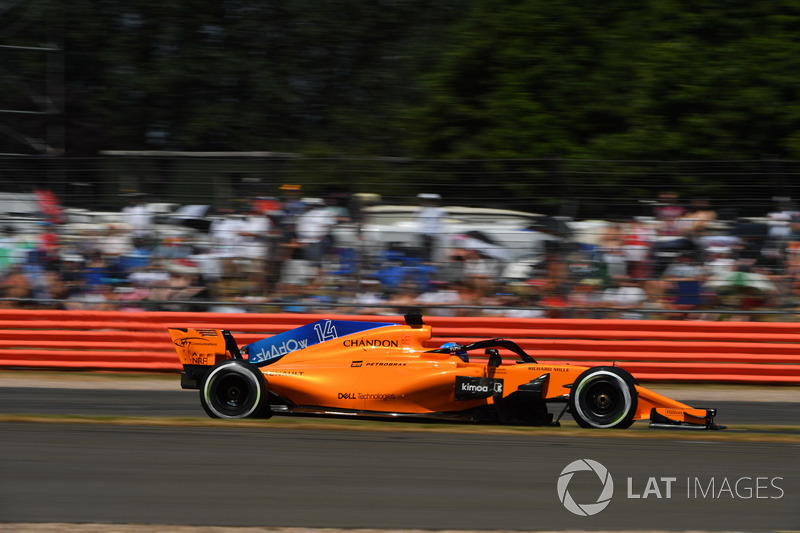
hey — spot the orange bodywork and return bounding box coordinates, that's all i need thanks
[168,318,723,429]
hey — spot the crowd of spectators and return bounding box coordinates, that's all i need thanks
[2,188,800,321]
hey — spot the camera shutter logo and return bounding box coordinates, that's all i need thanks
[557,459,614,516]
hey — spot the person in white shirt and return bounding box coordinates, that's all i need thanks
[209,210,247,277]
[296,198,337,267]
[416,193,444,263]
[602,276,648,319]
[704,246,736,275]
[238,206,272,263]
[414,280,461,317]
[122,194,153,239]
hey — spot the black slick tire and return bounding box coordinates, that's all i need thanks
[569,366,638,429]
[200,360,269,419]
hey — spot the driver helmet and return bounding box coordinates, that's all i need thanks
[440,342,469,362]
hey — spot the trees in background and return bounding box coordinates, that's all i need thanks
[4,0,800,166]
[62,0,459,155]
[407,0,800,161]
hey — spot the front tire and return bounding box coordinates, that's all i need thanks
[200,360,269,419]
[569,367,638,429]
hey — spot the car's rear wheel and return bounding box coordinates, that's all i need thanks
[200,360,269,419]
[569,367,638,429]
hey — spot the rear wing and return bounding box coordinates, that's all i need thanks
[168,327,243,389]
[168,328,241,366]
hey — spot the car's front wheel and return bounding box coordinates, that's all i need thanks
[200,360,269,419]
[569,367,638,429]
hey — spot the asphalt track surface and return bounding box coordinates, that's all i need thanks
[0,386,797,426]
[1,383,799,531]
[2,422,799,532]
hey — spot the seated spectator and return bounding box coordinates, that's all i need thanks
[113,280,151,312]
[65,281,117,311]
[152,236,194,261]
[703,246,736,276]
[786,246,800,280]
[237,201,273,289]
[82,251,115,287]
[651,193,698,276]
[567,278,606,318]
[100,223,134,258]
[386,278,424,315]
[483,281,545,318]
[602,276,648,319]
[115,237,152,278]
[640,279,671,320]
[779,279,800,314]
[336,279,387,315]
[653,191,686,238]
[284,276,335,313]
[459,249,503,298]
[151,260,211,312]
[621,218,655,279]
[660,252,706,314]
[414,280,461,317]
[269,281,318,313]
[767,197,797,240]
[453,279,484,316]
[207,275,251,313]
[0,226,33,274]
[678,198,718,241]
[0,265,33,308]
[600,243,628,279]
[35,270,70,309]
[536,278,571,318]
[597,221,627,279]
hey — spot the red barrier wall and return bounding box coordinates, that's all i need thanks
[1,310,799,383]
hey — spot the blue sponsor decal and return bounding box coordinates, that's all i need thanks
[247,320,398,365]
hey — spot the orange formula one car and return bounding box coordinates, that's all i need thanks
[168,314,725,430]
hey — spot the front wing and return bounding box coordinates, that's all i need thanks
[635,385,725,430]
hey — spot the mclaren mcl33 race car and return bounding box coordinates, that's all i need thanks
[168,314,725,430]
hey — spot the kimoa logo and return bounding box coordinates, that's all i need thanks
[460,381,503,393]
[557,459,614,516]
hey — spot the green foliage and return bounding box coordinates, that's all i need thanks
[407,0,800,162]
[33,0,800,171]
[61,0,460,154]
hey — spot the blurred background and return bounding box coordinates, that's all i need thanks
[3,0,800,318]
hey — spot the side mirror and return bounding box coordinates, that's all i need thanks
[486,349,502,368]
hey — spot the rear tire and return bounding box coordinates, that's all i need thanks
[569,367,638,429]
[200,360,269,419]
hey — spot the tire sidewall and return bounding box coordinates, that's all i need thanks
[569,367,638,429]
[200,360,268,419]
